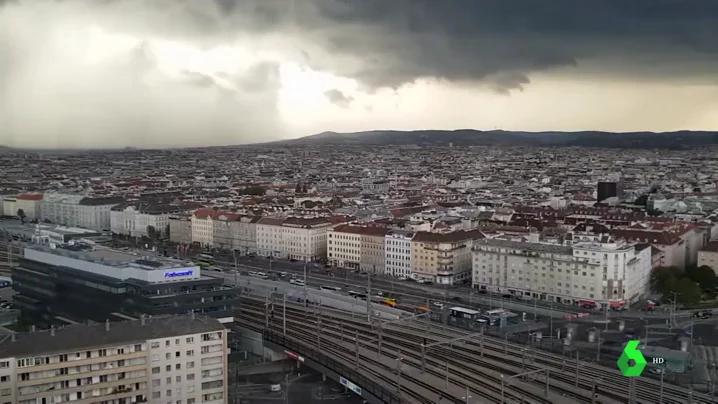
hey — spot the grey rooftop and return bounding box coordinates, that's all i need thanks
[0,315,225,358]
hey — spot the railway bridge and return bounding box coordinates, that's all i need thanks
[237,293,702,404]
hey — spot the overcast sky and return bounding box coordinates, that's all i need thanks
[1,0,717,149]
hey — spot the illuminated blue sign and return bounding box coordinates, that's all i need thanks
[164,270,194,279]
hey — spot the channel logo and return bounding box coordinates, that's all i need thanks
[164,270,194,278]
[617,340,647,377]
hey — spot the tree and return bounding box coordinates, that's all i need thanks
[165,224,170,239]
[240,186,266,196]
[146,225,157,240]
[685,265,717,290]
[674,278,702,306]
[649,266,682,295]
[302,184,308,193]
[16,209,26,224]
[295,183,302,193]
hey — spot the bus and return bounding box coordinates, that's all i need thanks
[484,309,506,316]
[348,291,368,300]
[449,307,481,320]
[320,285,342,292]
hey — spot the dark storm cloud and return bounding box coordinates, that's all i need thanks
[324,89,354,108]
[295,0,718,91]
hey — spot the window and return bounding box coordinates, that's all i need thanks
[152,367,160,374]
[186,350,194,357]
[151,342,160,349]
[134,344,143,352]
[176,351,181,358]
[152,392,161,399]
[187,361,195,369]
[166,353,171,360]
[152,379,161,387]
[0,362,7,369]
[165,365,171,372]
[187,374,195,381]
[152,354,160,362]
[0,376,8,383]
[186,337,194,344]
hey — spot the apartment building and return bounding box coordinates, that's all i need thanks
[385,230,414,278]
[327,224,388,272]
[12,244,240,328]
[110,202,183,238]
[256,217,332,262]
[213,214,260,253]
[0,314,227,404]
[612,223,705,269]
[168,216,193,245]
[41,194,124,232]
[698,241,718,273]
[327,226,361,269]
[2,194,44,220]
[472,236,652,307]
[411,230,485,285]
[191,209,216,247]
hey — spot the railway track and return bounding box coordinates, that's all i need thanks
[240,300,589,403]
[239,294,717,404]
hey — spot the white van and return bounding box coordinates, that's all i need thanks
[290,279,306,287]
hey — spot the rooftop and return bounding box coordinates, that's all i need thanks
[0,315,225,358]
[475,238,573,255]
[25,243,194,272]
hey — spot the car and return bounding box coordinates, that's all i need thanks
[432,302,444,308]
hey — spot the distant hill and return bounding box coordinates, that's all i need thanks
[271,130,718,149]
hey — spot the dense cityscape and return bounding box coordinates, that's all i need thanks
[3,0,718,403]
[0,141,717,403]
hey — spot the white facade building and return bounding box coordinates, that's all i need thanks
[0,315,227,404]
[472,237,652,307]
[41,194,122,231]
[385,230,413,278]
[256,217,332,261]
[110,203,182,238]
[327,227,362,269]
[191,209,216,247]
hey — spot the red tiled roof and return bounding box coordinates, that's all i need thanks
[17,193,43,201]
[412,229,486,243]
[332,224,390,237]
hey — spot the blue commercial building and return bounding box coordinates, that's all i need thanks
[11,244,240,329]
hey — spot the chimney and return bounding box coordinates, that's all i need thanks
[140,314,146,326]
[190,310,196,320]
[105,319,110,331]
[30,325,35,332]
[50,326,55,337]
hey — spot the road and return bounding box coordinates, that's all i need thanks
[211,255,701,321]
[238,294,713,404]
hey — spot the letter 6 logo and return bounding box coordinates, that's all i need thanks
[617,340,647,377]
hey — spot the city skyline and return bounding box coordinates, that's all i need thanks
[1,0,717,149]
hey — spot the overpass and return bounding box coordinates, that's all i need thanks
[235,293,714,404]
